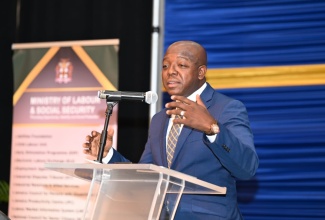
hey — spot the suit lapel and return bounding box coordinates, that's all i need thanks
[161,114,170,167]
[170,83,215,168]
[201,83,214,108]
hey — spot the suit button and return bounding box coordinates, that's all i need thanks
[222,144,230,152]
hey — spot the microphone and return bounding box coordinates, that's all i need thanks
[98,90,158,104]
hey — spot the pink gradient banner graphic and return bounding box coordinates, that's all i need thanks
[10,39,119,220]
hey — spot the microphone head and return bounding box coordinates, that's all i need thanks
[145,91,158,104]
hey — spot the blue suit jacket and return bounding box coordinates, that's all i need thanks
[111,83,259,219]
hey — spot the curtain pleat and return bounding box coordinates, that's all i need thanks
[225,85,325,219]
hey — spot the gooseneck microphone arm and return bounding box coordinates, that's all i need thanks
[95,100,117,164]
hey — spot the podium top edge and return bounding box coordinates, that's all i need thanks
[44,162,227,194]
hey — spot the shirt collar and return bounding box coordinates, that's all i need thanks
[187,82,207,101]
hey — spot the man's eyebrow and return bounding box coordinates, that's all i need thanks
[179,52,197,63]
[176,55,190,60]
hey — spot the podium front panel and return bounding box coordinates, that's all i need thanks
[45,163,226,220]
[88,169,170,220]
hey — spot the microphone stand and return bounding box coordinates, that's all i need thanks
[95,100,118,163]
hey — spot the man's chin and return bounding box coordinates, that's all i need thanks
[167,90,181,96]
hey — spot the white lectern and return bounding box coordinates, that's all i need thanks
[44,163,226,220]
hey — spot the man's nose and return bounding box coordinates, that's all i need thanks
[167,64,177,76]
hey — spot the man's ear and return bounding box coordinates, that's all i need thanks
[198,65,207,79]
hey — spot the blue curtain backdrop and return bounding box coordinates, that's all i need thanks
[164,0,325,219]
[226,85,325,219]
[164,0,325,68]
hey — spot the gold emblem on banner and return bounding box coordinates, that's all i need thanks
[55,57,73,84]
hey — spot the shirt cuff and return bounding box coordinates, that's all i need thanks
[102,147,114,164]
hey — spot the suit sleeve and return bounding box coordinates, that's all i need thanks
[204,99,259,180]
[107,148,131,164]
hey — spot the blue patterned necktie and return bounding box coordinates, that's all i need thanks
[167,115,181,168]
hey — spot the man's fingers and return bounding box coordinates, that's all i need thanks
[196,94,205,107]
[91,130,99,137]
[82,142,88,148]
[107,128,114,138]
[85,135,92,142]
[165,101,188,111]
[170,95,188,103]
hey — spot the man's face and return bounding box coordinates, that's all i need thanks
[162,45,202,97]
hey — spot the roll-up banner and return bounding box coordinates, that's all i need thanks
[9,39,119,219]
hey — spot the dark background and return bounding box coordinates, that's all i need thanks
[1,0,153,214]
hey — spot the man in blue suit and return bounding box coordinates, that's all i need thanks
[83,40,259,219]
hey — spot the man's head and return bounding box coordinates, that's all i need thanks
[162,40,207,97]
